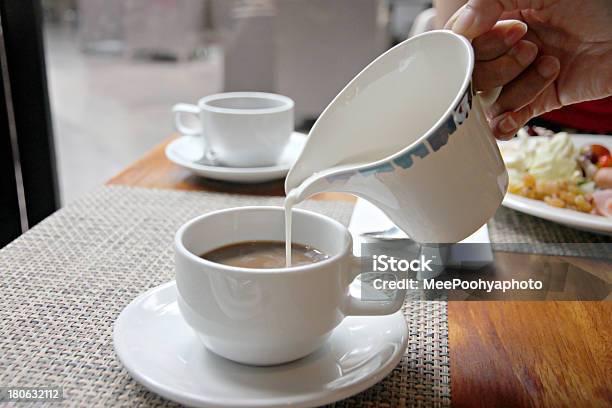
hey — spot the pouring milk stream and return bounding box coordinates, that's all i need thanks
[284,30,508,266]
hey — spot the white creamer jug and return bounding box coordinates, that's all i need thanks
[285,30,507,244]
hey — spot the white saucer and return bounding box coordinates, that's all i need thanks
[113,281,408,408]
[165,132,307,183]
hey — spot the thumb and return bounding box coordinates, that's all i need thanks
[445,0,557,40]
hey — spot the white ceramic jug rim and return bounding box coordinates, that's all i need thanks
[308,29,474,174]
[174,206,351,274]
[197,92,295,115]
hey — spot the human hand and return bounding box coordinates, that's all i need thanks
[446,0,612,139]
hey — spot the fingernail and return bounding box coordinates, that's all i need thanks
[537,57,560,78]
[510,41,537,66]
[505,22,527,46]
[452,7,476,36]
[498,114,517,134]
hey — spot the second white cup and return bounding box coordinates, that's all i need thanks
[173,92,294,167]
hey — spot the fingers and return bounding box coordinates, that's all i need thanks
[473,20,527,61]
[445,1,504,39]
[445,0,558,39]
[488,55,560,118]
[472,20,536,93]
[490,109,531,140]
[491,83,561,140]
[489,60,563,140]
[473,40,538,91]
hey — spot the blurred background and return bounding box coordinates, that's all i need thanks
[41,0,433,203]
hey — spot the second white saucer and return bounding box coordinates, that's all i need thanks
[165,132,307,183]
[114,281,408,408]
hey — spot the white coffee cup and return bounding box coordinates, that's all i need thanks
[174,206,405,366]
[172,92,294,167]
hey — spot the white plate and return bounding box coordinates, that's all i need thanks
[114,281,408,408]
[499,134,612,235]
[165,132,307,183]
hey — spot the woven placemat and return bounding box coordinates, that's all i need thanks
[0,185,450,407]
[329,301,450,408]
[488,206,611,259]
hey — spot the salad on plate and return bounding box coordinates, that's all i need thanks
[499,128,612,218]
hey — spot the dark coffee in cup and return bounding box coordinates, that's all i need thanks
[201,240,328,269]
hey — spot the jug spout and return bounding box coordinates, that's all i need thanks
[285,163,369,204]
[285,163,397,209]
[285,171,339,204]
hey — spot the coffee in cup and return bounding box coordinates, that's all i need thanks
[200,240,328,269]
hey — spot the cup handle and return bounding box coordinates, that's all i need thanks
[343,256,406,316]
[172,103,201,136]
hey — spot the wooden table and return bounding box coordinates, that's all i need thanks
[108,136,611,408]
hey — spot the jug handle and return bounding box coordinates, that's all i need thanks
[478,86,502,108]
